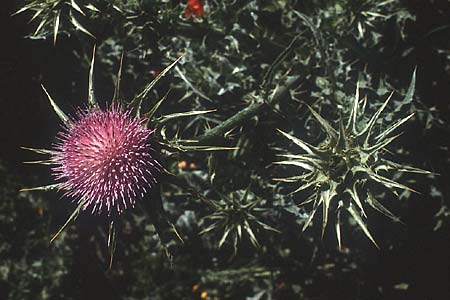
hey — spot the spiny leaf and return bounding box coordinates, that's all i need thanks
[347,204,379,249]
[277,129,316,155]
[130,55,184,117]
[50,199,87,243]
[157,110,216,125]
[376,160,432,174]
[34,17,47,36]
[254,220,280,233]
[289,179,322,195]
[347,80,360,132]
[358,91,394,144]
[199,222,220,235]
[365,169,417,193]
[53,10,61,45]
[69,10,95,38]
[112,52,124,104]
[20,147,53,155]
[335,201,344,251]
[175,66,214,102]
[12,5,33,16]
[20,183,60,192]
[244,220,260,248]
[395,68,416,112]
[336,118,349,151]
[88,45,97,107]
[375,113,414,142]
[272,175,307,183]
[307,105,338,140]
[144,89,171,122]
[366,192,403,224]
[276,154,322,167]
[108,220,117,270]
[41,85,69,124]
[302,196,321,232]
[23,160,55,165]
[274,160,315,171]
[219,226,232,248]
[346,183,366,218]
[70,0,86,15]
[84,4,100,12]
[321,182,337,238]
[365,134,402,156]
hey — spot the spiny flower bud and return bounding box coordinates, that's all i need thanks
[52,105,161,215]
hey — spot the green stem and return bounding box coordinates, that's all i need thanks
[196,75,301,143]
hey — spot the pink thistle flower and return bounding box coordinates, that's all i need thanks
[51,105,161,215]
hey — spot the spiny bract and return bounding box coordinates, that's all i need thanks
[276,73,430,248]
[52,105,161,214]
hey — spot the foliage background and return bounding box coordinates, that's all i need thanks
[1,0,449,299]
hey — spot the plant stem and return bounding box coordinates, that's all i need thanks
[196,75,301,143]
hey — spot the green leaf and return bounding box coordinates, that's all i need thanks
[41,85,69,124]
[347,204,379,249]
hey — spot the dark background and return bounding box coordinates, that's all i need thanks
[1,0,449,299]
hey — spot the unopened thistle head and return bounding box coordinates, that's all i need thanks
[52,105,161,214]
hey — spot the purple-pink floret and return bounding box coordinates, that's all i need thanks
[52,105,161,214]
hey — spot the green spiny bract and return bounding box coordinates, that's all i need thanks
[200,189,279,255]
[276,72,430,249]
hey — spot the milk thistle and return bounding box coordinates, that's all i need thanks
[51,105,161,215]
[22,49,186,249]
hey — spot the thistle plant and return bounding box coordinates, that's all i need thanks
[51,105,161,215]
[21,48,225,265]
[276,72,430,249]
[14,0,99,44]
[200,189,279,254]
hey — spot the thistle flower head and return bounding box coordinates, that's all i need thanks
[52,105,161,215]
[275,72,430,248]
